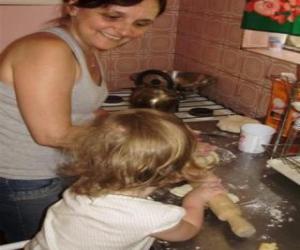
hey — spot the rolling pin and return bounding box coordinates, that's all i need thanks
[185,160,256,238]
[208,193,256,238]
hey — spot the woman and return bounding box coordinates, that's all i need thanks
[0,0,167,243]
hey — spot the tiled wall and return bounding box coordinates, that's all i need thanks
[174,0,298,118]
[1,0,299,117]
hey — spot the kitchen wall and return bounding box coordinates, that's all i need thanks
[174,0,299,118]
[0,0,180,90]
[0,5,61,51]
[1,0,299,117]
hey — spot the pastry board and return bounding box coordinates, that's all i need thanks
[267,158,300,185]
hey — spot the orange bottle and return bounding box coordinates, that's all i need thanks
[265,77,300,137]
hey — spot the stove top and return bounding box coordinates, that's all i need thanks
[102,89,236,123]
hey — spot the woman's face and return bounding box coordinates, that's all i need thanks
[69,0,160,51]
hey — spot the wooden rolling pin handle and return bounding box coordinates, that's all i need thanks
[208,194,241,221]
[227,215,256,238]
[208,193,256,238]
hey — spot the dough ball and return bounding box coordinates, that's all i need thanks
[227,193,240,203]
[169,184,193,197]
[258,242,279,250]
[194,151,220,169]
[217,115,260,133]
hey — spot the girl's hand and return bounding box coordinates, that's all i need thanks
[195,142,217,156]
[184,175,225,207]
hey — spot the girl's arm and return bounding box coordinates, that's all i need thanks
[151,176,224,241]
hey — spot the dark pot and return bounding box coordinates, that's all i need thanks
[129,70,179,112]
[129,87,179,113]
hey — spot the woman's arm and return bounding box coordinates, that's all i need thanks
[12,34,86,147]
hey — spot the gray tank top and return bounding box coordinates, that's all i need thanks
[0,27,108,179]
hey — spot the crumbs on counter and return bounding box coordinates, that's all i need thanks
[258,242,279,250]
[155,240,202,250]
[240,197,295,242]
[243,199,293,227]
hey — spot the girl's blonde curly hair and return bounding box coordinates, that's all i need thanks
[61,108,206,196]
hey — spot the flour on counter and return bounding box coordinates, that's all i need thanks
[260,234,271,240]
[242,199,294,228]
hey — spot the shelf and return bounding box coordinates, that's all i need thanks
[245,48,300,65]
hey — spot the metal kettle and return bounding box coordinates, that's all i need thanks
[129,70,179,113]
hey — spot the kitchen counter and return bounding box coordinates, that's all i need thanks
[151,121,300,250]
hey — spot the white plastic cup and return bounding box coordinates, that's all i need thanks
[238,124,276,154]
[268,33,287,51]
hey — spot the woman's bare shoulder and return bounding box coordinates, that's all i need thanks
[6,31,74,63]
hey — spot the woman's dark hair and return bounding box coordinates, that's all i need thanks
[73,0,167,16]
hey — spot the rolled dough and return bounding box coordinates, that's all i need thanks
[217,115,260,133]
[258,242,279,250]
[170,184,240,203]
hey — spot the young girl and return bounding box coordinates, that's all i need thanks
[25,109,224,250]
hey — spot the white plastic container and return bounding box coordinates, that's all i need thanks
[268,33,287,51]
[238,124,276,154]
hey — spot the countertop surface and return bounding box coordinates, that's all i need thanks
[151,121,300,250]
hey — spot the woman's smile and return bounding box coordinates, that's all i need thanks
[99,31,122,41]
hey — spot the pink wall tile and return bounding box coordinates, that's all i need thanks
[112,56,142,73]
[177,13,193,36]
[266,60,297,78]
[174,55,189,71]
[182,0,198,13]
[190,0,208,14]
[185,39,203,62]
[236,79,262,111]
[222,18,244,48]
[202,16,226,44]
[216,73,239,98]
[175,34,189,56]
[240,52,271,86]
[201,42,223,68]
[220,48,244,77]
[166,0,180,11]
[111,38,144,55]
[144,54,174,70]
[206,0,230,16]
[144,32,176,53]
[189,15,204,38]
[226,0,245,18]
[151,12,178,32]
